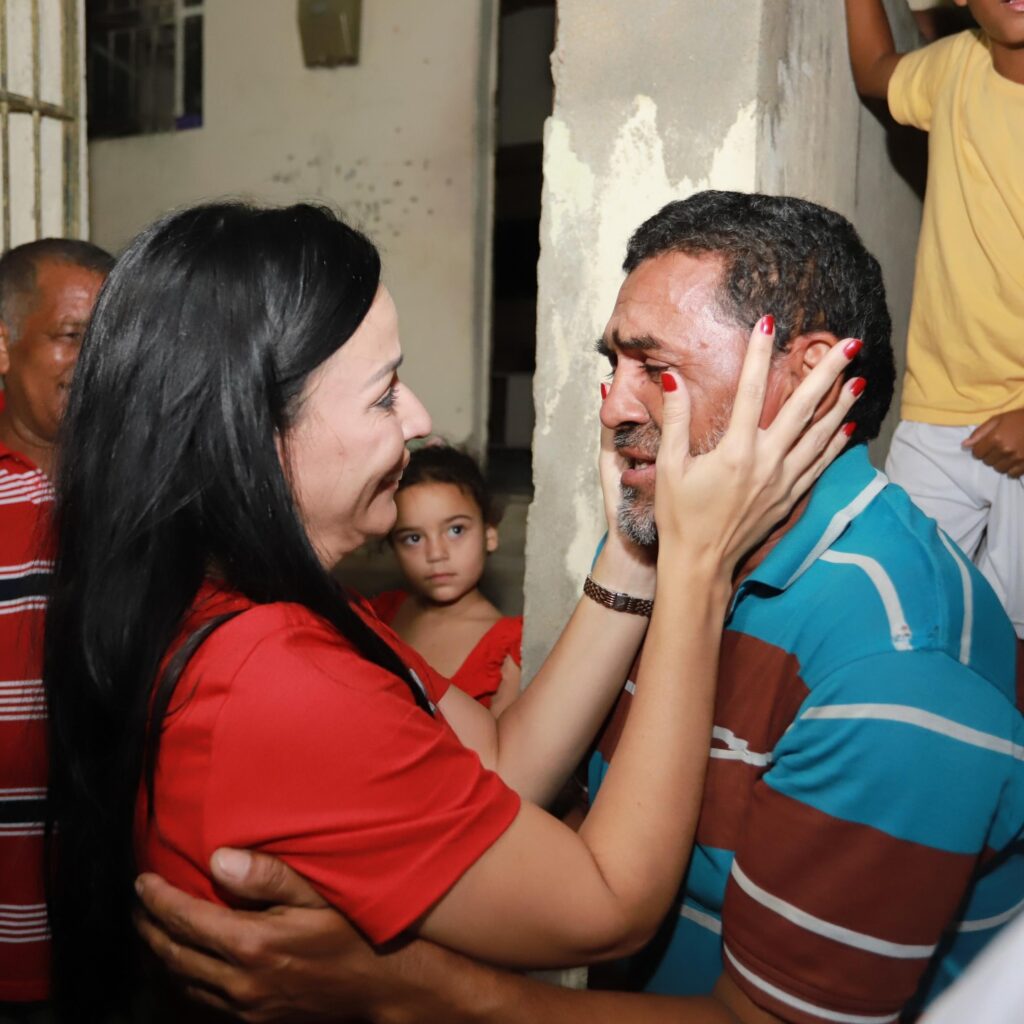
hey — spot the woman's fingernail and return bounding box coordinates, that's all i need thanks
[134,877,145,898]
[760,315,775,335]
[661,372,678,393]
[601,382,609,401]
[843,338,863,359]
[849,377,867,397]
[843,422,857,438]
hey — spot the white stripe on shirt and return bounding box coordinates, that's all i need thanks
[800,704,1024,762]
[724,944,901,1024]
[731,860,935,960]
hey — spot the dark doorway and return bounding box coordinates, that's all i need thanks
[486,0,555,495]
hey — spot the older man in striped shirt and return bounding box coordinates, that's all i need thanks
[0,239,111,1016]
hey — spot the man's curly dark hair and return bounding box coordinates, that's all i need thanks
[624,191,895,445]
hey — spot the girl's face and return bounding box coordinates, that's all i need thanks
[284,286,431,567]
[389,481,498,606]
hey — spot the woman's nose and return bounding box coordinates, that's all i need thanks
[401,384,432,441]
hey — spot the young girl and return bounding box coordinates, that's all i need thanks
[371,445,522,715]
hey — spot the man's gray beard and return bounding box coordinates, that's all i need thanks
[617,488,659,547]
[615,422,728,548]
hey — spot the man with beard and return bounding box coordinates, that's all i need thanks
[135,192,1022,1024]
[0,239,112,1018]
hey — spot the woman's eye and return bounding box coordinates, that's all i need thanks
[401,533,420,546]
[449,524,465,538]
[375,385,397,411]
[644,364,668,380]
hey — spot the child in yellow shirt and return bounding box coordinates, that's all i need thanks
[844,0,1024,655]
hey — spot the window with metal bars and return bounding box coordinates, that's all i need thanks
[86,0,203,139]
[0,0,85,249]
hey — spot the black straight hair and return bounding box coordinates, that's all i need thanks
[44,202,431,1022]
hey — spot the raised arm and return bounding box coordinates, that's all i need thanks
[441,325,862,811]
[844,0,905,100]
[402,324,863,967]
[136,330,863,996]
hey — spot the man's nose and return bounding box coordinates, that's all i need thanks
[600,374,649,430]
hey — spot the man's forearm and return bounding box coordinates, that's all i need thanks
[372,947,738,1024]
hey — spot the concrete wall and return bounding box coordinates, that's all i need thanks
[88,0,497,446]
[522,0,923,674]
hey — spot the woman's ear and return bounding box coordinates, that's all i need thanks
[485,524,499,554]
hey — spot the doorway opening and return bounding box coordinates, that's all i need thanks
[486,0,554,496]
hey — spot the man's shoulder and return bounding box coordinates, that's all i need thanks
[735,479,1017,704]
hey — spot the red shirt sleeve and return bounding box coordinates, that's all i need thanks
[153,603,519,945]
[450,616,523,706]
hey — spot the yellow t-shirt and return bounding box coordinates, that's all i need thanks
[888,30,1024,425]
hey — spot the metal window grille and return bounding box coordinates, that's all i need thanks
[86,0,203,139]
[0,0,84,249]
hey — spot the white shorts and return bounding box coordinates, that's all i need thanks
[886,420,1024,639]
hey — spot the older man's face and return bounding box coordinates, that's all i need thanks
[598,251,790,546]
[0,259,105,446]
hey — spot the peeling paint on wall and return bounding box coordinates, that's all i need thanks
[525,81,762,674]
[536,94,761,590]
[524,0,921,677]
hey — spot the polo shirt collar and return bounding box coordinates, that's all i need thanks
[733,446,887,602]
[0,439,43,474]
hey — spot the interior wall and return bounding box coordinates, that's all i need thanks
[523,0,924,674]
[88,0,498,446]
[754,0,923,460]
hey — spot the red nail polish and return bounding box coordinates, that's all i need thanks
[661,372,678,393]
[842,422,857,438]
[760,315,775,335]
[843,338,863,359]
[849,377,867,397]
[601,382,609,400]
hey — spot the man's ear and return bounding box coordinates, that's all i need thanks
[790,330,841,378]
[485,524,499,554]
[785,330,847,426]
[0,320,11,376]
[760,330,843,430]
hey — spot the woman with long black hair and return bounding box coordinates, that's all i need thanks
[43,202,858,1022]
